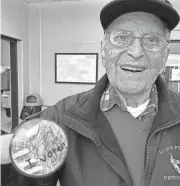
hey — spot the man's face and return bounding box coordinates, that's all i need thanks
[101,12,170,95]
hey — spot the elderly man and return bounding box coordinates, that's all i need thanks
[1,0,180,186]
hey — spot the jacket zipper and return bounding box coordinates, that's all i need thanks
[141,119,180,186]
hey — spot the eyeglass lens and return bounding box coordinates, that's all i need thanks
[109,29,168,52]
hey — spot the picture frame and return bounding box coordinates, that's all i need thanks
[55,53,98,84]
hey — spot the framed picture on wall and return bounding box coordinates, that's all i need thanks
[55,53,98,84]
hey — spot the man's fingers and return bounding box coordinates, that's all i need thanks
[1,134,13,164]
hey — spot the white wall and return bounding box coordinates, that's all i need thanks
[28,1,106,106]
[1,0,29,115]
[28,0,180,106]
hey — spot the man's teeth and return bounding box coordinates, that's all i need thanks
[121,66,145,72]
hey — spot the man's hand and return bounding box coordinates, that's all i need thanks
[1,134,13,164]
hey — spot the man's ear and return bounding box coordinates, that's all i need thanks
[163,42,171,65]
[166,42,171,55]
[101,40,106,67]
[160,43,171,75]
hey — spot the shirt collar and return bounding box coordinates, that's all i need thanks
[100,83,158,121]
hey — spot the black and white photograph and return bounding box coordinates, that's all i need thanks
[1,0,180,186]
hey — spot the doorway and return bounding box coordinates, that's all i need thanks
[1,35,19,133]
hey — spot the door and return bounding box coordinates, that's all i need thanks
[1,35,19,133]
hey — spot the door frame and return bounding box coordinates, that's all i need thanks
[1,34,19,130]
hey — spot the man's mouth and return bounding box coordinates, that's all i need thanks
[120,66,145,73]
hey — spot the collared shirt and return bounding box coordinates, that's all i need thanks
[100,84,158,121]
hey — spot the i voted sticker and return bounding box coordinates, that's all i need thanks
[10,118,68,178]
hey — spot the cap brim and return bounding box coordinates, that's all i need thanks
[100,0,180,31]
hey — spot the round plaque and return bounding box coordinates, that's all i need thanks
[10,118,68,178]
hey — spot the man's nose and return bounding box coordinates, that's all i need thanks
[127,38,145,60]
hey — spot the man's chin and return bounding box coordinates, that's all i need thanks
[117,82,146,95]
[121,89,144,95]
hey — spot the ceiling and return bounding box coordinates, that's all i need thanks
[24,0,180,4]
[23,0,180,11]
[24,0,82,3]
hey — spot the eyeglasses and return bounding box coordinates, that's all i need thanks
[108,29,170,52]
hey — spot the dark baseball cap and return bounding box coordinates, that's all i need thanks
[100,0,180,31]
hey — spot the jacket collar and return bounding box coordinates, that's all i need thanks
[69,73,180,128]
[152,75,180,130]
[68,74,109,122]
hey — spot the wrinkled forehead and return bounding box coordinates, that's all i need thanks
[107,12,166,34]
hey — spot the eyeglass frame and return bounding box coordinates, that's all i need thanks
[106,29,171,52]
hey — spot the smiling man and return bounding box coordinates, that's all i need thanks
[1,0,180,186]
[101,12,170,107]
[100,9,175,184]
